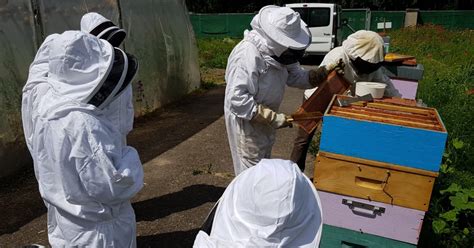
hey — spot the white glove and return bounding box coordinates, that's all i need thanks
[252,105,292,129]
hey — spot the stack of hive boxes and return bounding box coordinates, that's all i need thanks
[315,95,447,247]
[382,62,425,100]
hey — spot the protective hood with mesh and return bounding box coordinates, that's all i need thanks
[47,30,137,111]
[193,159,323,247]
[80,12,126,47]
[250,6,311,57]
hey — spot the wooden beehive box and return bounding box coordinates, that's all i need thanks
[314,152,437,211]
[320,224,416,248]
[382,64,424,100]
[319,95,447,172]
[318,190,425,244]
[293,71,351,134]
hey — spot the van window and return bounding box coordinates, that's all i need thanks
[292,7,331,27]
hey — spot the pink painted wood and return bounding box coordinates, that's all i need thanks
[319,190,425,245]
[390,78,418,99]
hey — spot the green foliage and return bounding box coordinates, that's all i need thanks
[197,37,239,69]
[308,129,322,157]
[420,139,474,247]
[185,0,470,12]
[430,181,474,246]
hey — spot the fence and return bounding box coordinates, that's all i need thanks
[0,0,200,178]
[190,10,474,39]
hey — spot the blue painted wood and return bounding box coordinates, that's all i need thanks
[320,115,447,171]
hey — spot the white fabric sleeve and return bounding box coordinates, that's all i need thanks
[226,57,260,120]
[78,145,144,204]
[70,121,144,204]
[285,63,312,89]
[320,48,342,68]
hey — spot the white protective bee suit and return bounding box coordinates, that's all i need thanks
[304,30,401,99]
[193,159,323,247]
[224,6,328,175]
[21,31,143,247]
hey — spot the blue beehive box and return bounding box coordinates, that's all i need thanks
[319,95,447,172]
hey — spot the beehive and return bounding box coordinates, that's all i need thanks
[319,95,447,171]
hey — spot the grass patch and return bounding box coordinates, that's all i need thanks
[197,37,239,69]
[388,25,473,247]
[197,37,240,89]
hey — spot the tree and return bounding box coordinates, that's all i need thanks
[185,0,473,12]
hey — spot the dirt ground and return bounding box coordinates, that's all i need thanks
[0,84,316,247]
[200,68,226,85]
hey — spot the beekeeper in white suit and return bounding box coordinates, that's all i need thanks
[21,31,142,247]
[224,5,332,175]
[193,159,323,247]
[290,30,401,171]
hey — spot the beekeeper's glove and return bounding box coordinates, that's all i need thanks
[253,105,292,129]
[326,58,345,75]
[309,66,329,87]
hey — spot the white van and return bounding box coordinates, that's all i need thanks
[286,3,341,55]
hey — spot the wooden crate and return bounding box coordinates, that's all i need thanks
[314,152,438,211]
[320,224,416,248]
[293,71,351,134]
[319,191,424,244]
[319,95,447,171]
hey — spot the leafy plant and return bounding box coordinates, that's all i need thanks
[419,138,474,247]
[431,181,474,246]
[308,129,322,157]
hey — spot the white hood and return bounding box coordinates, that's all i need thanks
[24,31,137,148]
[258,6,311,50]
[249,13,287,57]
[80,12,111,34]
[246,6,310,57]
[48,30,114,105]
[24,34,59,92]
[342,30,384,63]
[194,159,323,247]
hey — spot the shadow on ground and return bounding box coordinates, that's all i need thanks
[137,229,199,248]
[0,86,226,236]
[133,184,225,222]
[129,86,225,163]
[0,170,46,235]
